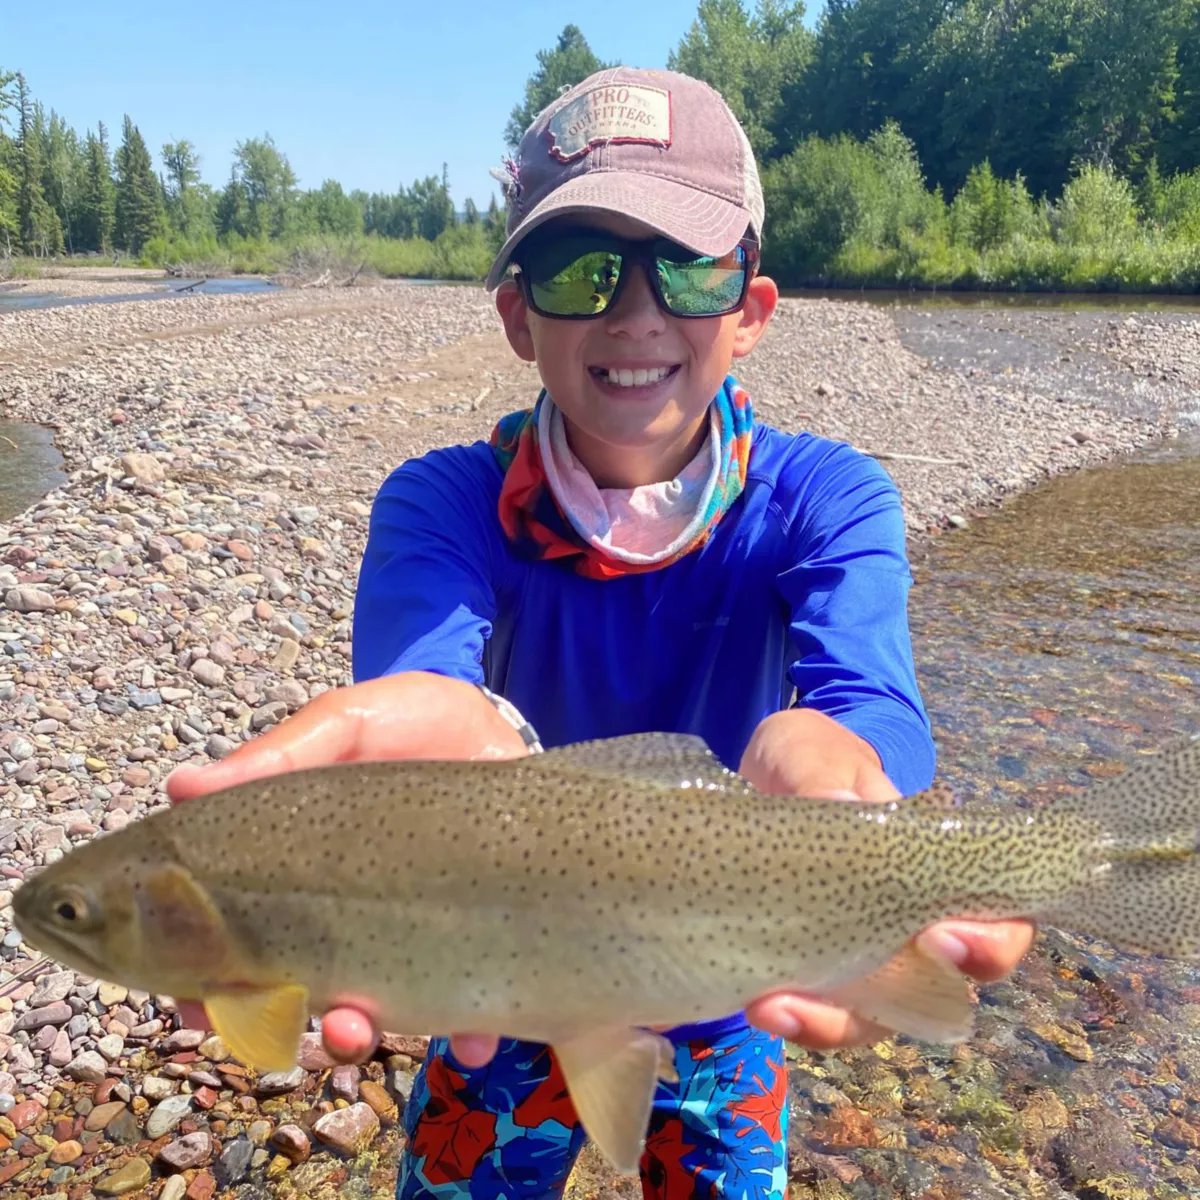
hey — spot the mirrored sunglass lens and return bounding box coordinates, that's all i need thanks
[656,247,747,315]
[528,249,622,315]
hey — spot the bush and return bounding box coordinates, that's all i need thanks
[1054,164,1139,249]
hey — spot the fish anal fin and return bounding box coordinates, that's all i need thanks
[830,941,977,1044]
[136,864,229,971]
[204,984,310,1072]
[553,1027,668,1175]
[534,732,753,793]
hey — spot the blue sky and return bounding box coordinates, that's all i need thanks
[6,1,821,210]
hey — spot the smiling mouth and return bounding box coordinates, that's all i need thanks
[589,365,681,389]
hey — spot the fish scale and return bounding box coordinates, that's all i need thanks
[13,729,1200,1175]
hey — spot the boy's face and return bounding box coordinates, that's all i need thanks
[496,212,777,486]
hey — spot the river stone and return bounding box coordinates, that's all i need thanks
[158,1131,213,1172]
[256,1066,305,1096]
[159,1177,188,1200]
[13,1001,73,1031]
[85,1100,128,1131]
[161,1028,206,1054]
[118,452,165,484]
[270,1123,311,1163]
[95,1157,151,1195]
[216,1137,255,1186]
[197,1034,228,1062]
[96,1034,125,1061]
[330,1064,360,1103]
[141,1075,177,1101]
[146,1093,193,1138]
[29,971,75,1007]
[4,586,56,612]
[64,1049,107,1082]
[312,1102,379,1156]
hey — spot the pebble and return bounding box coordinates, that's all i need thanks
[160,1177,188,1200]
[140,1074,177,1101]
[145,1093,193,1138]
[312,1102,379,1156]
[359,1079,399,1125]
[215,1136,255,1186]
[270,1122,311,1163]
[95,1156,151,1195]
[158,1130,213,1171]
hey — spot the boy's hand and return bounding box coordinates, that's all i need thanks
[164,672,524,1070]
[737,708,1035,1050]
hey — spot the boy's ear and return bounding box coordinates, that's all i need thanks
[731,274,779,360]
[496,280,537,363]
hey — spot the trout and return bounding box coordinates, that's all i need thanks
[12,731,1200,1172]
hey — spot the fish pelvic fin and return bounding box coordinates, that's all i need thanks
[204,983,310,1073]
[827,941,977,1044]
[1041,734,1200,959]
[533,732,755,793]
[552,1027,674,1175]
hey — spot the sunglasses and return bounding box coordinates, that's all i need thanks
[511,227,760,320]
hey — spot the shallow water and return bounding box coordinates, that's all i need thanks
[789,436,1200,1197]
[0,423,66,522]
[0,275,281,311]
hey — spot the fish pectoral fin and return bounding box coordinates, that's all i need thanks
[829,940,976,1044]
[553,1027,669,1175]
[203,984,310,1073]
[136,864,229,971]
[534,732,755,793]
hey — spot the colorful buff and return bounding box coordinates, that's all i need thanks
[489,375,754,580]
[395,1024,790,1199]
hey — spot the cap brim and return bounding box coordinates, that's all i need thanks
[484,172,753,291]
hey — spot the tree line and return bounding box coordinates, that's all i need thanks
[0,68,503,268]
[7,1,1200,289]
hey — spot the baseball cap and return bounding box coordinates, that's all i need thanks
[484,66,764,291]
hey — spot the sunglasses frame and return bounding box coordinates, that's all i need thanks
[510,226,761,321]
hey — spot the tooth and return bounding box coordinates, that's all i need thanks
[633,369,648,386]
[607,369,619,384]
[649,367,663,382]
[618,369,634,387]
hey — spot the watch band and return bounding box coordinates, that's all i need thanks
[477,684,544,754]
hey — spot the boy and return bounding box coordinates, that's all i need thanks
[169,66,1032,1200]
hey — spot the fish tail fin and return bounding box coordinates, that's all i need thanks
[1041,734,1200,958]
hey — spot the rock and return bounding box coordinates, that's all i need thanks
[330,1064,360,1102]
[65,1050,108,1082]
[4,586,56,612]
[205,735,237,759]
[359,1079,399,1125]
[256,1066,305,1096]
[190,658,226,687]
[9,1099,44,1130]
[187,1168,217,1200]
[161,1028,206,1054]
[95,1157,151,1195]
[141,1075,177,1102]
[105,1106,140,1145]
[85,1100,128,1131]
[158,1131,213,1172]
[96,1034,125,1061]
[1156,1115,1200,1150]
[270,1123,311,1163]
[215,1137,255,1187]
[29,971,75,1006]
[49,1139,82,1164]
[160,1177,188,1200]
[12,1001,73,1032]
[197,1034,229,1062]
[297,1033,335,1072]
[48,1028,72,1068]
[312,1102,379,1156]
[97,982,127,1007]
[146,1093,193,1138]
[946,513,969,530]
[118,451,165,483]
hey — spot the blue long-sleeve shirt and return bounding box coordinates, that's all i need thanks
[352,420,937,1040]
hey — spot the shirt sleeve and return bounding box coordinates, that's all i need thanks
[352,445,502,686]
[775,440,937,796]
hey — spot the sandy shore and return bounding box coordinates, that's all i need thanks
[0,284,1190,1199]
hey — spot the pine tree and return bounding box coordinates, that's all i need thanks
[114,115,164,254]
[505,25,612,148]
[0,72,18,254]
[15,74,62,255]
[78,123,115,253]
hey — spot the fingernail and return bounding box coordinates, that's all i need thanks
[774,1013,805,1042]
[920,928,970,967]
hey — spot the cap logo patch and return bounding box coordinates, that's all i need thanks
[545,84,672,162]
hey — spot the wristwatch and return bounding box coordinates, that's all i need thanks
[477,683,544,754]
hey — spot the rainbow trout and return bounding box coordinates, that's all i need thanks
[13,731,1200,1172]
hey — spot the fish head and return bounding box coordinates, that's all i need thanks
[13,822,232,999]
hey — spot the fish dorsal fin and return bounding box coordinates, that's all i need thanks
[532,732,754,793]
[827,941,976,1044]
[204,984,310,1072]
[553,1027,671,1175]
[904,781,962,810]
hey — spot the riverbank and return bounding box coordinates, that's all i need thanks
[0,286,1189,1200]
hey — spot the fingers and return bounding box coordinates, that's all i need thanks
[745,992,891,1051]
[320,1006,379,1064]
[919,919,1036,983]
[449,1034,501,1068]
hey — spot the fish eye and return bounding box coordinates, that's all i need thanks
[48,887,96,930]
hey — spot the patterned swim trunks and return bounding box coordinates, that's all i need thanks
[395,1022,789,1199]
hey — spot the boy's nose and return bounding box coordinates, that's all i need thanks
[603,263,667,338]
